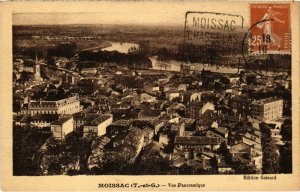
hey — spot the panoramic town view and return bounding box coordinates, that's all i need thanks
[13,13,292,176]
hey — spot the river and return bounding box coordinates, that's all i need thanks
[101,42,139,54]
[90,42,242,74]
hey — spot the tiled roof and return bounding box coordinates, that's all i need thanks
[51,116,72,125]
[230,142,251,153]
[73,112,102,121]
[30,114,59,121]
[139,109,161,117]
[210,127,229,136]
[182,118,196,125]
[86,114,112,126]
[174,136,221,145]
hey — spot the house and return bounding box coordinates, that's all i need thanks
[73,112,103,132]
[29,114,59,129]
[150,119,165,134]
[178,84,187,92]
[216,155,233,173]
[174,136,221,151]
[62,74,75,84]
[138,109,161,120]
[140,141,161,162]
[159,133,170,148]
[230,142,262,171]
[51,116,73,140]
[54,57,69,68]
[170,120,185,133]
[88,136,112,169]
[160,84,170,93]
[81,68,97,75]
[140,93,157,103]
[186,102,215,120]
[115,71,123,75]
[83,114,113,137]
[226,74,240,84]
[228,96,252,117]
[206,127,229,142]
[197,110,220,131]
[13,115,30,127]
[166,91,180,101]
[112,108,136,121]
[142,127,154,145]
[111,127,145,164]
[106,119,131,136]
[166,103,185,116]
[251,97,283,121]
[189,92,202,103]
[226,88,242,96]
[181,118,196,132]
[144,83,160,94]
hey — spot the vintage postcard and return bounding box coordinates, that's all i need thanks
[0,1,299,191]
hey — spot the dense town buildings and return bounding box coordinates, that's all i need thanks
[13,25,291,176]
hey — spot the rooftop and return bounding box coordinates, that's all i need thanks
[51,116,73,125]
[174,136,221,145]
[30,114,59,121]
[85,114,112,126]
[139,109,161,118]
[252,97,282,105]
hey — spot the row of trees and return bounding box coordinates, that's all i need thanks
[260,121,292,174]
[260,123,280,174]
[279,119,292,173]
[78,50,152,69]
[14,42,77,60]
[47,42,77,59]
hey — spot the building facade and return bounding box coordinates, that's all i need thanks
[83,115,113,137]
[51,116,74,140]
[251,98,283,121]
[21,96,81,115]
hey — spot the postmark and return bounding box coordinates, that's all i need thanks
[249,4,290,55]
[182,12,244,73]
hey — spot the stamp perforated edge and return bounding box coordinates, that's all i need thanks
[248,2,291,55]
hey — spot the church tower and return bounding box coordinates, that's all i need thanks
[35,53,42,81]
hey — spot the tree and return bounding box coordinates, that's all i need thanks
[246,74,257,85]
[13,127,52,175]
[179,164,193,175]
[281,119,292,141]
[47,162,63,175]
[279,141,292,173]
[220,76,230,86]
[47,57,56,66]
[218,142,232,164]
[233,161,257,174]
[137,156,173,175]
[47,42,77,58]
[260,123,280,174]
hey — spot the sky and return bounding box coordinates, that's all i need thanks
[12,2,249,26]
[13,12,183,26]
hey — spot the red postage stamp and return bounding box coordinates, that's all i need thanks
[250,4,290,54]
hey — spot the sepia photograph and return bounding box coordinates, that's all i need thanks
[12,8,293,176]
[1,1,300,191]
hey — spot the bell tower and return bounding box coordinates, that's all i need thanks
[35,53,42,81]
